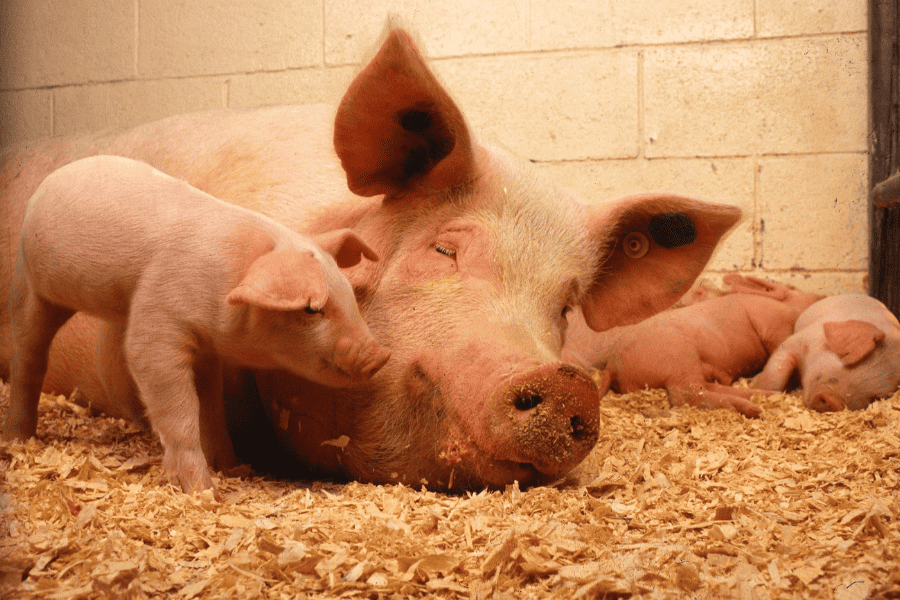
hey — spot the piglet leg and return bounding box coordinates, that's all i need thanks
[95,321,149,426]
[5,276,75,440]
[193,354,238,474]
[752,345,800,392]
[667,384,762,418]
[124,319,213,494]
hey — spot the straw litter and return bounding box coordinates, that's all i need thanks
[1,378,898,599]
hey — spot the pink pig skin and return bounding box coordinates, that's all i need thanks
[753,294,900,412]
[0,26,740,490]
[3,155,388,493]
[563,275,823,417]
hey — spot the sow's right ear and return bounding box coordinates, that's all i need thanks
[823,319,886,365]
[580,193,742,332]
[333,26,476,198]
[227,250,329,311]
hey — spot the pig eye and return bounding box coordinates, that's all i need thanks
[434,244,457,258]
[561,305,572,318]
[304,306,322,315]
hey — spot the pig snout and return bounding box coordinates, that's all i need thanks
[806,390,845,412]
[334,337,391,380]
[491,362,601,479]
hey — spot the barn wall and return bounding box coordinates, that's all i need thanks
[0,0,869,294]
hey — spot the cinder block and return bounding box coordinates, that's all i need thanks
[54,78,226,138]
[759,154,868,271]
[229,67,357,109]
[0,89,53,147]
[538,157,755,270]
[758,0,867,37]
[0,0,134,89]
[139,0,322,78]
[530,0,753,50]
[437,50,639,161]
[644,35,867,157]
[324,0,530,65]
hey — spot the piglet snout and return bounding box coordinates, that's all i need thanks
[807,391,844,412]
[335,337,391,380]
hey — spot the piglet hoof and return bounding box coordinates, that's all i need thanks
[590,369,612,399]
[670,387,762,418]
[163,448,215,494]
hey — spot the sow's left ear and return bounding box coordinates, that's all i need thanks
[581,193,742,332]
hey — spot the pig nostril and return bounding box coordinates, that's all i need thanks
[570,415,586,440]
[514,394,543,411]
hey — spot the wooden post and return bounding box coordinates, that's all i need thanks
[869,0,900,316]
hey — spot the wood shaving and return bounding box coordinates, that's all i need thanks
[2,379,898,599]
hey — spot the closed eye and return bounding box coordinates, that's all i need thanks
[434,244,457,258]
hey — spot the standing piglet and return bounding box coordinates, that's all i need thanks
[753,294,900,412]
[564,275,823,417]
[3,155,390,493]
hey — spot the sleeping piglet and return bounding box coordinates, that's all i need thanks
[3,155,390,493]
[753,294,900,412]
[564,275,823,417]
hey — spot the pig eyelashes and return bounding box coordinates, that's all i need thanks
[433,244,457,258]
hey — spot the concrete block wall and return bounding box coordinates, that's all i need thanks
[0,0,869,294]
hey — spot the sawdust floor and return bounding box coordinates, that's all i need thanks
[1,378,898,600]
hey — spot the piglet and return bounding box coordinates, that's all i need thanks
[753,294,900,412]
[3,155,390,493]
[565,275,823,417]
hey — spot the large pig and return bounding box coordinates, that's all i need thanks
[0,26,741,490]
[753,294,900,412]
[4,155,390,493]
[563,275,823,417]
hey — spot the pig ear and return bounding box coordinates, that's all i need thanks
[227,250,328,311]
[334,26,476,198]
[581,193,742,331]
[823,320,886,366]
[722,274,789,301]
[313,229,380,269]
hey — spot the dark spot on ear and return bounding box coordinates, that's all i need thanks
[394,105,456,184]
[400,109,433,133]
[648,213,697,248]
[400,146,431,181]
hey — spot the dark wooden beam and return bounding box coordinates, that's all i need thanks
[869,0,900,315]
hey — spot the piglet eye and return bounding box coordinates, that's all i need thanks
[561,305,572,318]
[304,306,321,315]
[434,244,457,258]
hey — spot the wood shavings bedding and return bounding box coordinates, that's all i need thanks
[1,379,898,599]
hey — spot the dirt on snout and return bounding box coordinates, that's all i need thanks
[1,379,898,599]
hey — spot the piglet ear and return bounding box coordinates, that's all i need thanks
[823,320,885,365]
[581,193,741,331]
[313,229,380,269]
[722,274,788,300]
[227,250,328,311]
[334,25,476,198]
